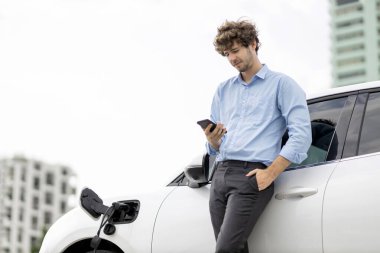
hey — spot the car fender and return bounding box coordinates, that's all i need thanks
[40,187,176,253]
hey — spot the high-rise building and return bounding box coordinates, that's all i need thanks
[330,0,380,87]
[0,155,76,253]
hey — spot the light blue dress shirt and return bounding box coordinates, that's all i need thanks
[207,65,312,165]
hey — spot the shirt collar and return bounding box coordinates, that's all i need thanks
[234,64,268,85]
[256,64,268,79]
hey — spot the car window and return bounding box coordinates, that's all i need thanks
[167,173,186,186]
[289,96,349,167]
[358,92,380,155]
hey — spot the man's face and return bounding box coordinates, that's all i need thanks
[223,42,256,73]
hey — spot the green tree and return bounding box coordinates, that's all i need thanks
[31,226,48,253]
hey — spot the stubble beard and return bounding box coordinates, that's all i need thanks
[235,61,250,73]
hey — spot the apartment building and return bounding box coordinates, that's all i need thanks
[330,0,380,87]
[0,155,76,253]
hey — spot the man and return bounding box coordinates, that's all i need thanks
[204,20,312,253]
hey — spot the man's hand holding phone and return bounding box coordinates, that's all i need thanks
[204,122,227,151]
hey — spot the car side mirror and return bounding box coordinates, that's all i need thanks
[184,153,215,188]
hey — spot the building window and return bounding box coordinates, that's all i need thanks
[44,211,52,225]
[336,30,363,41]
[21,167,26,182]
[20,187,25,202]
[337,56,365,67]
[336,18,363,28]
[336,4,362,15]
[19,208,24,221]
[17,228,23,242]
[32,216,38,230]
[61,201,67,213]
[18,228,23,242]
[336,0,358,5]
[5,227,11,241]
[46,172,54,185]
[31,237,37,248]
[6,187,13,199]
[61,182,67,194]
[45,192,53,205]
[8,166,14,180]
[33,177,40,190]
[338,69,365,79]
[34,162,41,170]
[32,196,39,210]
[6,207,12,220]
[337,43,364,54]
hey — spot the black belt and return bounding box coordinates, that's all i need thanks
[219,160,266,168]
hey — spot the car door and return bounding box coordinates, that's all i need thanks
[323,90,380,253]
[248,94,356,253]
[152,93,356,253]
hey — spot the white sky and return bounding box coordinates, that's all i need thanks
[0,0,331,198]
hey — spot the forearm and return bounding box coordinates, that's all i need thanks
[267,155,291,179]
[246,155,291,191]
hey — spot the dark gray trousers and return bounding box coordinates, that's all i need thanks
[209,161,274,253]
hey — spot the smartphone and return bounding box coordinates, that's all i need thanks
[197,119,216,132]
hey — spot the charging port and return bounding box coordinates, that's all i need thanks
[110,200,140,224]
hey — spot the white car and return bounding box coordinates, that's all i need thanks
[40,81,380,253]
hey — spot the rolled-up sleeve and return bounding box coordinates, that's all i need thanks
[206,142,219,155]
[205,86,222,156]
[278,77,312,164]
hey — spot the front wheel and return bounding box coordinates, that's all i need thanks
[85,251,117,253]
[64,238,123,253]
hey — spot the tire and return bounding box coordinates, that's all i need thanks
[85,251,117,253]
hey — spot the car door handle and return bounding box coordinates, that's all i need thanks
[275,187,318,200]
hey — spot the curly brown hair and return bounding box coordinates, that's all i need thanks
[214,19,261,56]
